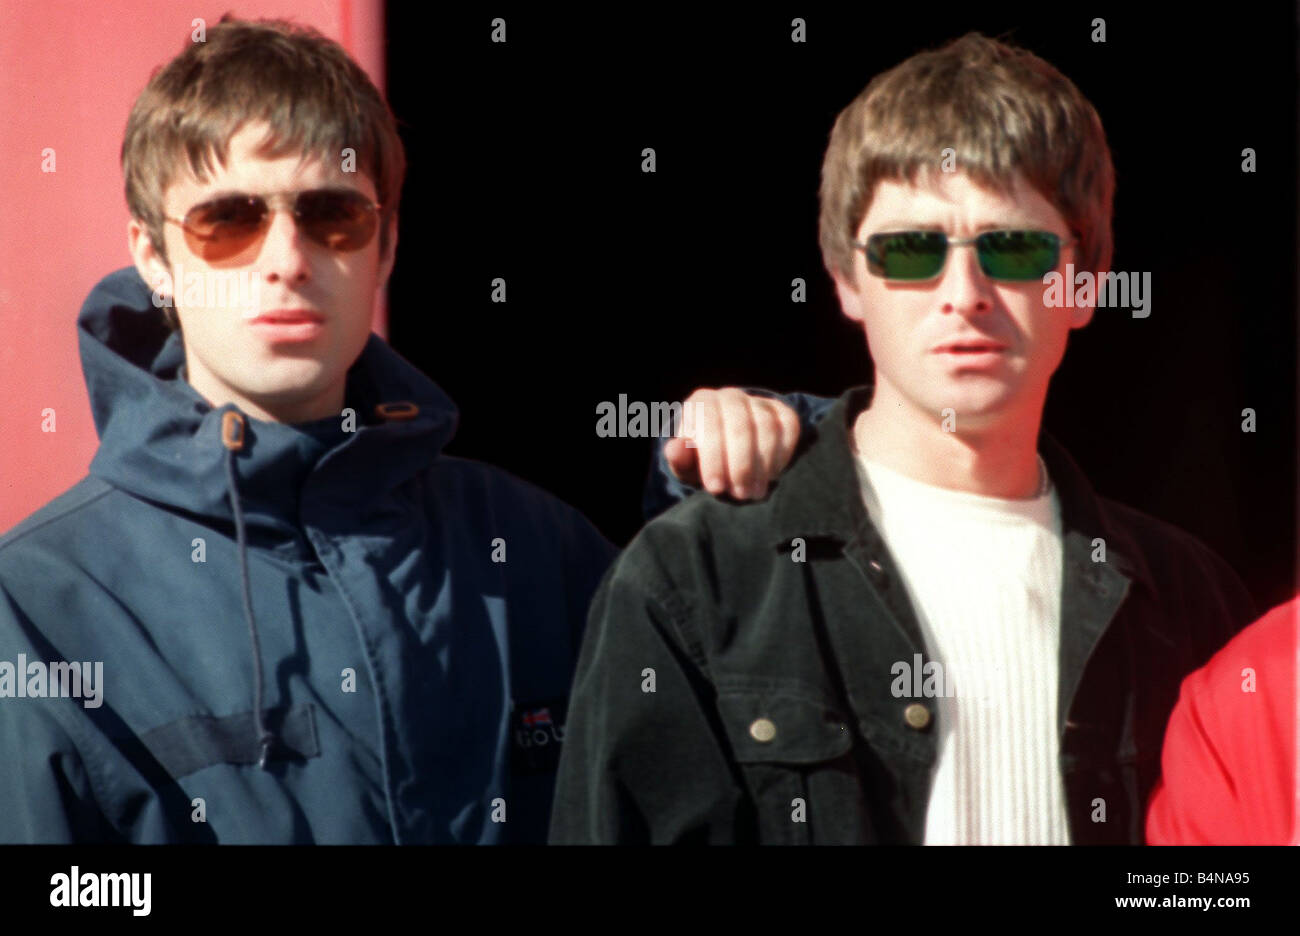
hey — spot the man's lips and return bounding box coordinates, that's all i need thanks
[932,340,1008,353]
[249,309,325,324]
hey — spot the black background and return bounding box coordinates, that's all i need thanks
[385,4,1298,611]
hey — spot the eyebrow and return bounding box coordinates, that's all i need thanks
[191,184,365,201]
[869,220,1047,231]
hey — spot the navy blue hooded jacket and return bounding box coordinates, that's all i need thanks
[0,267,618,843]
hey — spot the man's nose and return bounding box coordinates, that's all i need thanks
[257,206,311,284]
[935,241,995,314]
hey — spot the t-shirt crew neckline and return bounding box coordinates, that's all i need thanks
[855,453,1056,523]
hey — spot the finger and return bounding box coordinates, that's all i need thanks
[688,389,727,494]
[773,400,801,470]
[750,400,783,495]
[664,436,702,487]
[717,388,758,499]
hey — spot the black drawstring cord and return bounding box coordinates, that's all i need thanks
[221,411,276,769]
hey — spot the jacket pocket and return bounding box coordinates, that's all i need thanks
[715,687,867,844]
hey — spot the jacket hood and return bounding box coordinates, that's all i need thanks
[78,265,462,767]
[78,266,459,558]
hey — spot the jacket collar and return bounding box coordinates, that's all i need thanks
[768,384,1155,594]
[767,385,1156,739]
[76,267,459,558]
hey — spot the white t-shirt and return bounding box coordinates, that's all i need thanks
[855,453,1070,845]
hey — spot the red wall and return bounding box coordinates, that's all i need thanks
[0,0,388,533]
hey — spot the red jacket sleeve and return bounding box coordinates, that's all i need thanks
[1146,598,1298,845]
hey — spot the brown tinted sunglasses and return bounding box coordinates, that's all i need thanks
[163,188,382,263]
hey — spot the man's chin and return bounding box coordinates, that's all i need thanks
[242,357,331,388]
[230,374,342,419]
[919,382,1026,425]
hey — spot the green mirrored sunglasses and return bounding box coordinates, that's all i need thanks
[853,230,1076,281]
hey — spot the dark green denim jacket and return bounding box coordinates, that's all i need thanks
[550,386,1258,844]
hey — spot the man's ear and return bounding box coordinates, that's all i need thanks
[1070,301,1095,330]
[832,269,865,324]
[376,212,399,292]
[127,217,173,303]
[1070,265,1099,330]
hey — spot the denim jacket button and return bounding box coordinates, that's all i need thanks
[749,718,777,743]
[903,702,931,730]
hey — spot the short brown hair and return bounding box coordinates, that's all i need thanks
[122,14,407,330]
[818,32,1114,287]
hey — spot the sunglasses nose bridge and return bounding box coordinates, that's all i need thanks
[934,236,988,283]
[260,192,300,215]
[256,201,315,260]
[227,196,312,270]
[258,196,308,246]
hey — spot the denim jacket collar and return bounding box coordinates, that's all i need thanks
[767,384,1157,739]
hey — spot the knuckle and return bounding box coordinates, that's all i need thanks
[687,387,717,409]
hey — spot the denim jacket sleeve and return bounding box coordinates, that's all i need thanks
[547,524,745,844]
[640,389,836,523]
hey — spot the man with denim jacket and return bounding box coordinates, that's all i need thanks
[549,33,1258,845]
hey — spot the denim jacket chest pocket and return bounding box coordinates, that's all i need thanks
[714,685,874,844]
